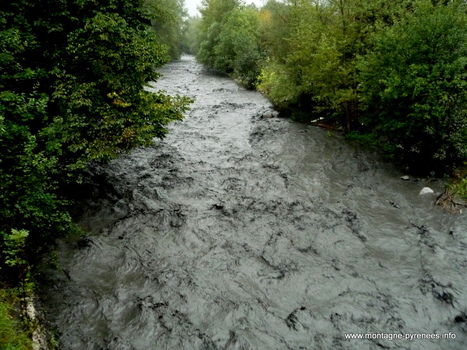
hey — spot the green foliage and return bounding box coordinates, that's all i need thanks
[181,16,202,55]
[214,7,264,88]
[259,0,292,62]
[51,10,191,167]
[358,0,467,171]
[258,1,322,112]
[257,59,302,110]
[197,0,240,67]
[450,175,467,199]
[197,1,264,88]
[0,289,32,350]
[194,0,467,173]
[143,0,187,60]
[2,230,29,270]
[0,0,191,281]
[258,0,382,125]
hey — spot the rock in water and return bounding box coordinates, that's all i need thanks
[419,187,434,195]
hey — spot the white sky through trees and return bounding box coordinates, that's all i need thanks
[185,0,266,17]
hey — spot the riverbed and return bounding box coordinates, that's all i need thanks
[42,56,467,350]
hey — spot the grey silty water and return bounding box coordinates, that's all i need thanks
[42,56,467,350]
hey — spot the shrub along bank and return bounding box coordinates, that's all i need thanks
[195,0,467,182]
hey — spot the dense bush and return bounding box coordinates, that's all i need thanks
[358,0,467,171]
[0,0,191,279]
[197,0,240,68]
[214,7,264,88]
[259,0,354,122]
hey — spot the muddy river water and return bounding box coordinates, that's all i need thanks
[42,56,467,350]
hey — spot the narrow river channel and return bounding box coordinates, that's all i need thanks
[42,56,467,350]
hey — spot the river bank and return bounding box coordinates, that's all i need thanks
[40,56,467,350]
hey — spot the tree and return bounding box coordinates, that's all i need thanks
[180,16,202,55]
[143,0,187,60]
[0,0,191,278]
[197,0,240,67]
[358,0,467,172]
[258,0,381,124]
[259,0,293,62]
[214,6,264,88]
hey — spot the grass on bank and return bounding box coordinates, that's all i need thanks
[0,288,32,350]
[450,165,467,199]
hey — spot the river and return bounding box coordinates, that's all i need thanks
[41,56,467,350]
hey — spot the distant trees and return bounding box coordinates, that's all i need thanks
[195,0,467,172]
[0,0,190,279]
[181,16,202,55]
[197,0,240,68]
[214,6,264,87]
[197,0,263,87]
[144,0,187,59]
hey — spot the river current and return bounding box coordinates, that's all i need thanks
[42,56,467,350]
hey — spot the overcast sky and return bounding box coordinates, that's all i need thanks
[185,0,266,17]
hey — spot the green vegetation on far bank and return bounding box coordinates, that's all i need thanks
[194,0,467,185]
